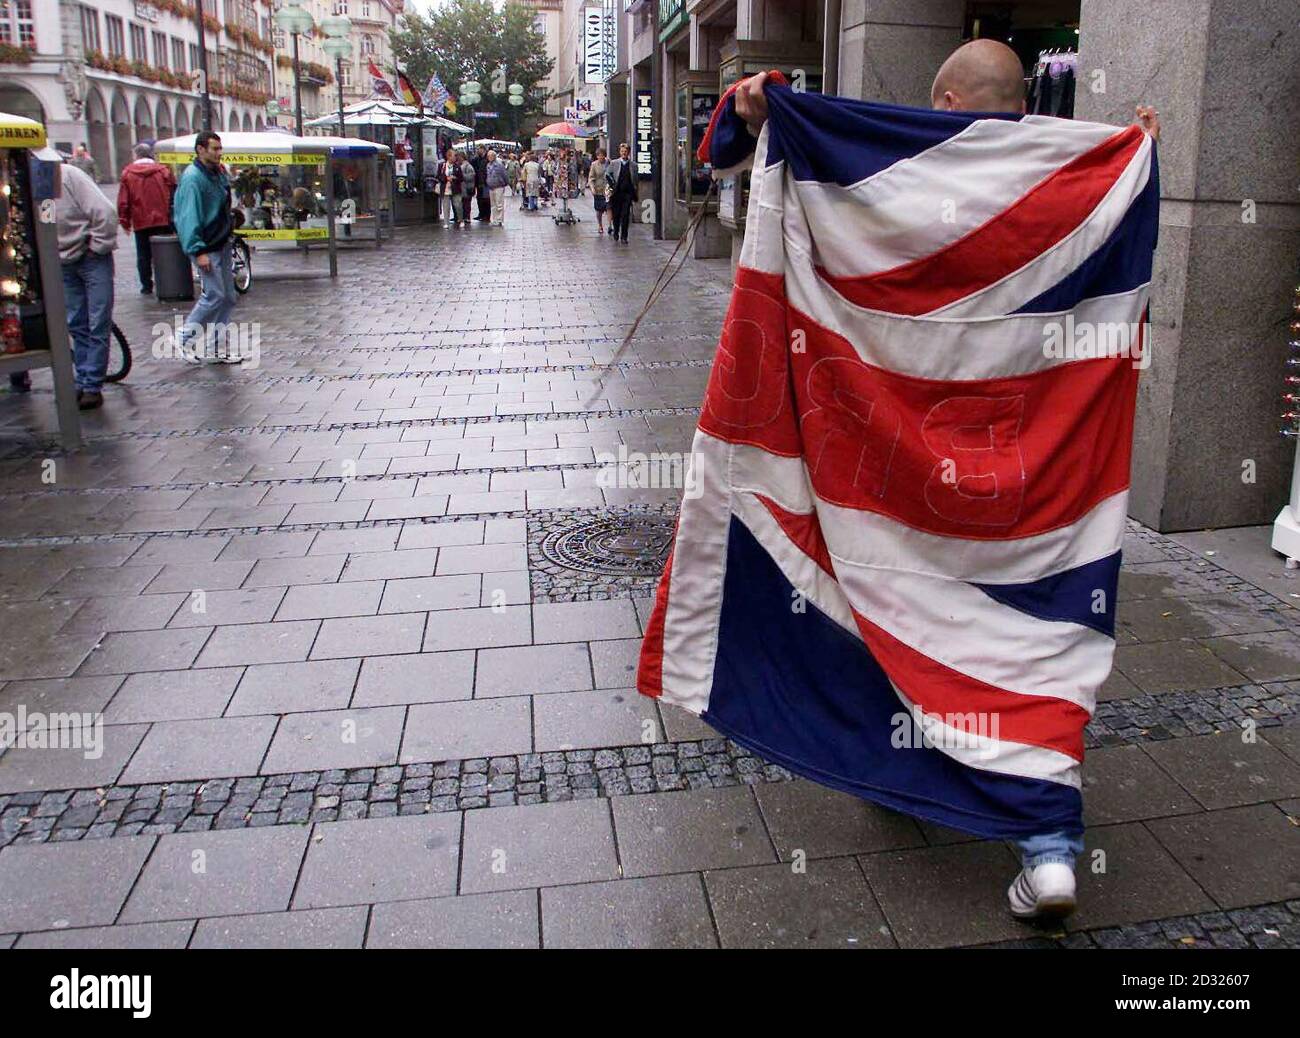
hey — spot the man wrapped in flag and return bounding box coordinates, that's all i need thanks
[637,40,1161,921]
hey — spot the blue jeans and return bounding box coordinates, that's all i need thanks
[181,242,237,354]
[1015,829,1083,869]
[61,251,115,392]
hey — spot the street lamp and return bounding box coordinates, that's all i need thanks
[273,1,316,136]
[320,15,353,139]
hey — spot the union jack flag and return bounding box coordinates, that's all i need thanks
[367,59,397,101]
[637,77,1159,839]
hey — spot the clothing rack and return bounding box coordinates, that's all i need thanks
[1026,47,1077,119]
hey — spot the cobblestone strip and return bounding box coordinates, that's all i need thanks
[0,740,789,848]
[5,405,704,451]
[21,359,713,394]
[0,463,614,501]
[0,503,677,549]
[1087,684,1300,747]
[5,707,1297,849]
[982,901,1300,949]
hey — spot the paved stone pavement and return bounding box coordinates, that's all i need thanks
[0,195,1297,949]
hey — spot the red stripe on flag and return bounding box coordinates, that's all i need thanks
[786,305,1139,539]
[815,125,1146,315]
[755,494,834,575]
[697,267,802,457]
[852,609,1089,760]
[751,491,1088,759]
[636,546,674,699]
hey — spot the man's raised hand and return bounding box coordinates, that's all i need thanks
[1135,105,1160,142]
[735,72,770,136]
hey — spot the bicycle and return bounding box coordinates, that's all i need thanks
[105,322,132,383]
[231,235,252,295]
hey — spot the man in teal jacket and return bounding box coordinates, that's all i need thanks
[172,130,238,363]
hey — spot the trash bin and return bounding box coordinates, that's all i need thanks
[151,234,193,302]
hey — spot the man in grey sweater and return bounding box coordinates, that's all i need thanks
[56,160,119,410]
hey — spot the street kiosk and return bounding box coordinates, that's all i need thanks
[152,132,391,277]
[307,101,471,226]
[0,114,80,449]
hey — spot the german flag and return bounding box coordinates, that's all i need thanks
[394,65,423,112]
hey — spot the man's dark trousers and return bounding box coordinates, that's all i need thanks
[134,224,171,293]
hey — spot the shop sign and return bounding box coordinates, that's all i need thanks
[134,2,159,24]
[584,6,612,84]
[236,228,329,241]
[634,89,652,179]
[159,152,325,167]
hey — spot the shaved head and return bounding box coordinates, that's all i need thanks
[931,39,1027,113]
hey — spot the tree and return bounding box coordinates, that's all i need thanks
[389,0,554,141]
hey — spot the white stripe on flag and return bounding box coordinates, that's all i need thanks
[926,136,1153,318]
[784,257,1151,381]
[792,115,1118,278]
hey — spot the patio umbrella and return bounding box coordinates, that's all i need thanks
[536,121,583,140]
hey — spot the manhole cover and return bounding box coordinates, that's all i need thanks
[539,515,675,577]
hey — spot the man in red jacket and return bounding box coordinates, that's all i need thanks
[117,143,177,294]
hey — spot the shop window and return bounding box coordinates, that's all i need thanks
[674,82,717,205]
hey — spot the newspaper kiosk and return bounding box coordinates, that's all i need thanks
[153,132,390,277]
[0,114,80,448]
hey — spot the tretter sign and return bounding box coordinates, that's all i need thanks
[635,89,653,179]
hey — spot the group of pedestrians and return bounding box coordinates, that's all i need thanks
[434,144,511,227]
[588,143,637,243]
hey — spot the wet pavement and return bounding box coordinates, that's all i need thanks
[0,193,1297,948]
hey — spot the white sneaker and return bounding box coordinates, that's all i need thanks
[1008,862,1077,919]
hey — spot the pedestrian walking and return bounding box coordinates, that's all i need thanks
[485,149,508,227]
[588,148,608,235]
[460,150,477,227]
[472,145,491,221]
[70,143,100,182]
[523,152,540,211]
[116,142,176,295]
[172,130,240,364]
[55,160,118,410]
[506,152,520,195]
[606,142,636,243]
[436,147,462,225]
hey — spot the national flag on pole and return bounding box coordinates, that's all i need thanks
[422,72,450,115]
[394,65,422,111]
[638,76,1159,840]
[366,59,397,100]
